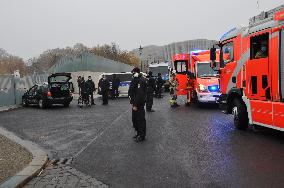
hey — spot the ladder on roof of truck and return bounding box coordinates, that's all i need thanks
[249,4,284,28]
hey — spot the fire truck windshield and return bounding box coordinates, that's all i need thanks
[197,62,219,77]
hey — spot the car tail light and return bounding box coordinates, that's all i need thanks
[47,91,52,97]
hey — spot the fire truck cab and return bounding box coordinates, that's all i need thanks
[190,50,221,104]
[210,4,284,130]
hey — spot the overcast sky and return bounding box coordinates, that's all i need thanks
[0,0,283,59]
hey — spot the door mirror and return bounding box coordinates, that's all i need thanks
[210,61,217,69]
[210,47,216,61]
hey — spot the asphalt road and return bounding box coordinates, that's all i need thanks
[1,95,284,188]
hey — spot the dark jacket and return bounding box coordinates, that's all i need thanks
[156,76,165,88]
[86,79,96,92]
[128,75,147,107]
[80,81,88,93]
[146,75,156,93]
[98,78,110,92]
[112,77,121,89]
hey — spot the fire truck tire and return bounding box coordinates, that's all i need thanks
[232,98,248,130]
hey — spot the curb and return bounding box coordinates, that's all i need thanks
[0,127,48,188]
[0,105,21,113]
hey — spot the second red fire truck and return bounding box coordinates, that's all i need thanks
[172,50,221,105]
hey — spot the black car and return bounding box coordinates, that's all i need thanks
[22,73,74,108]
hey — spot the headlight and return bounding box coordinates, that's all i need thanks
[199,84,207,92]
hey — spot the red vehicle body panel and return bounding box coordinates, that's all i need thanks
[216,4,284,130]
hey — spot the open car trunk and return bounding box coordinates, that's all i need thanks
[48,73,72,98]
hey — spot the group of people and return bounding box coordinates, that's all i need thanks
[76,74,121,106]
[76,69,165,143]
[77,76,96,105]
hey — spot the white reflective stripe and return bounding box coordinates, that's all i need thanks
[226,50,250,93]
[254,121,284,132]
[242,95,253,124]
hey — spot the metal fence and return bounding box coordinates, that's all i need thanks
[48,53,134,73]
[0,74,48,107]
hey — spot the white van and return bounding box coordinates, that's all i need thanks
[99,72,133,97]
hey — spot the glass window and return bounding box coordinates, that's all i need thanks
[174,61,188,74]
[250,33,269,59]
[222,42,234,63]
[149,66,168,77]
[197,62,219,77]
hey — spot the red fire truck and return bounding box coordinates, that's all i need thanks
[189,50,221,104]
[172,51,221,104]
[210,4,284,130]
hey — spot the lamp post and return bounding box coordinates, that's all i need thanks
[138,45,143,71]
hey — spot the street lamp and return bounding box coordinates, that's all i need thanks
[138,45,143,71]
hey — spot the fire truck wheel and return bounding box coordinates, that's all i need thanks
[232,98,248,130]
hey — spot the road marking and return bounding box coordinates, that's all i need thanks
[73,108,131,159]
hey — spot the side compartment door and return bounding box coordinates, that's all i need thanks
[174,61,188,95]
[274,29,284,129]
[246,31,273,125]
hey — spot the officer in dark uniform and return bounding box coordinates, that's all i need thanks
[98,75,110,105]
[86,76,96,105]
[80,77,89,103]
[146,71,155,112]
[77,76,82,94]
[128,67,147,142]
[155,73,165,98]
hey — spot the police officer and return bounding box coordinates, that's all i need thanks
[146,71,155,112]
[128,67,147,142]
[86,76,96,105]
[155,73,165,98]
[98,75,110,105]
[77,76,82,94]
[80,77,89,103]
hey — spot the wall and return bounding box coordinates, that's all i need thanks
[0,74,48,107]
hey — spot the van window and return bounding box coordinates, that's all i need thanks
[250,33,269,59]
[104,74,133,82]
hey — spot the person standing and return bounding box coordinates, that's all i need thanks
[146,71,155,112]
[169,71,180,107]
[111,74,120,99]
[77,76,82,94]
[98,75,110,105]
[86,76,96,105]
[155,73,165,98]
[128,67,147,142]
[80,77,89,103]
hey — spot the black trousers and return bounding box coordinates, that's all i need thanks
[111,88,119,99]
[102,91,108,104]
[156,87,162,97]
[132,106,146,138]
[90,92,94,104]
[146,92,154,111]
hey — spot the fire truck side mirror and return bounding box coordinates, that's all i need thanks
[210,61,217,69]
[210,47,216,61]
